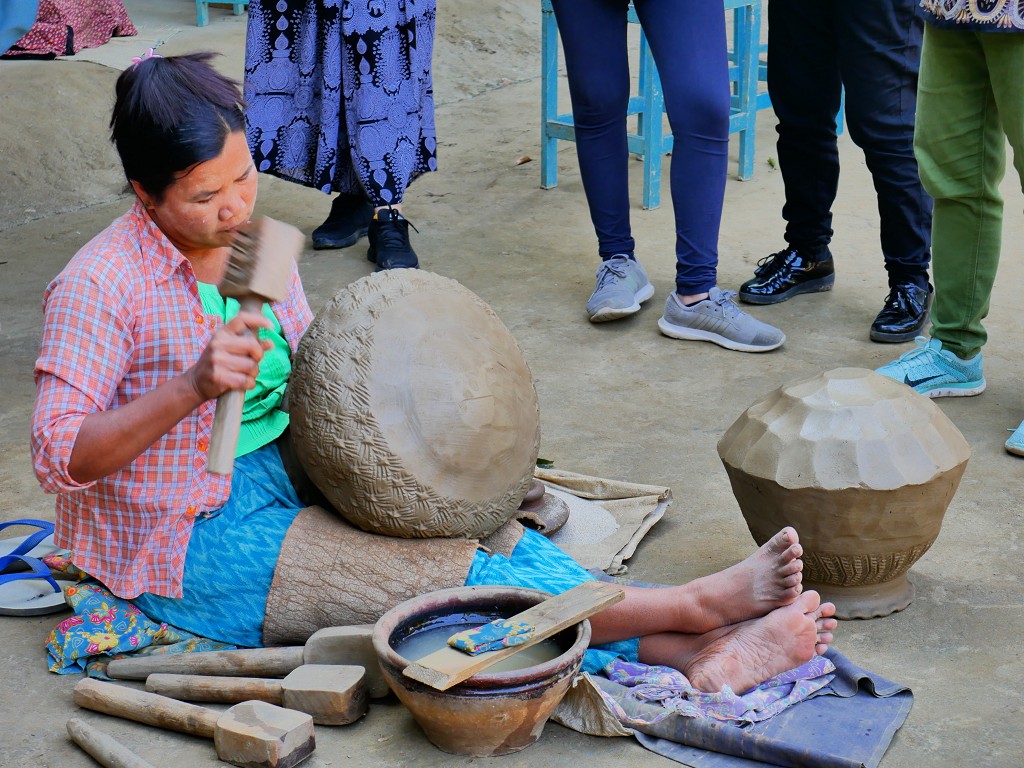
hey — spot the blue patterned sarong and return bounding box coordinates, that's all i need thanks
[51,444,635,672]
[131,442,305,647]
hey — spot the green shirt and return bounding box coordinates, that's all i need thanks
[197,282,292,458]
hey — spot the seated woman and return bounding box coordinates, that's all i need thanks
[31,52,836,695]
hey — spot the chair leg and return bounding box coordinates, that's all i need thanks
[540,2,560,190]
[196,1,209,27]
[233,2,247,16]
[638,31,663,210]
[734,3,759,181]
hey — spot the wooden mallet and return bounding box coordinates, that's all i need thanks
[145,664,367,725]
[106,625,389,699]
[67,718,157,768]
[73,678,315,768]
[207,216,304,475]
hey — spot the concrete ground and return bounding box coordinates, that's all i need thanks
[1,2,1022,767]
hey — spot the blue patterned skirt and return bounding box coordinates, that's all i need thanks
[132,443,638,672]
[244,0,438,205]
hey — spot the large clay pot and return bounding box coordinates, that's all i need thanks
[372,586,589,757]
[288,270,541,539]
[718,368,970,619]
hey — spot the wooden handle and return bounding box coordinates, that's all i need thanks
[73,679,219,739]
[67,718,158,768]
[107,647,306,680]
[207,294,264,475]
[147,674,284,705]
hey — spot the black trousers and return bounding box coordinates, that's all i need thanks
[768,0,932,288]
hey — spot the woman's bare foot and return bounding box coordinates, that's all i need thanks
[684,527,804,632]
[683,590,828,695]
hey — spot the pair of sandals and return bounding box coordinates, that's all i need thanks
[0,519,74,616]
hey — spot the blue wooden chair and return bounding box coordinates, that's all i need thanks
[196,1,249,27]
[541,0,770,209]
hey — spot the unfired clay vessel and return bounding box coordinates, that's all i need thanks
[372,586,589,757]
[718,367,971,619]
[288,270,541,539]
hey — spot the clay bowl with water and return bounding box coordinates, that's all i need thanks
[372,586,590,757]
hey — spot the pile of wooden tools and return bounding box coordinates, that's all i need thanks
[67,625,382,768]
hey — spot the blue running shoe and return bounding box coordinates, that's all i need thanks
[875,336,985,397]
[1005,420,1024,457]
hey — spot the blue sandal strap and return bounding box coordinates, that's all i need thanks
[0,519,56,559]
[0,554,61,593]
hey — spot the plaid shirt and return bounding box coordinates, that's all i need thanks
[32,200,313,599]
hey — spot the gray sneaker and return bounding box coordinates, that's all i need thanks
[658,287,785,352]
[586,256,655,323]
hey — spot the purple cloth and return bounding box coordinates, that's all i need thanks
[598,656,836,725]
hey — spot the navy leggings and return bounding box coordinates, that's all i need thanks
[550,0,730,295]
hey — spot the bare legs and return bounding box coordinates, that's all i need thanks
[586,527,839,694]
[588,527,805,643]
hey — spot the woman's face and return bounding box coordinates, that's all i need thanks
[135,130,258,254]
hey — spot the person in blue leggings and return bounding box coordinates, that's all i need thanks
[550,0,784,353]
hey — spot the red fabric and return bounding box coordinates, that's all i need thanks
[3,0,137,58]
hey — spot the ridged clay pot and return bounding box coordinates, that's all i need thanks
[288,270,541,539]
[718,368,970,619]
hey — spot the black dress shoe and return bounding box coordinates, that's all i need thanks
[870,282,932,343]
[367,208,419,270]
[738,247,836,305]
[312,193,374,250]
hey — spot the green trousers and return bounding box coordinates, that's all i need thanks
[915,25,1024,359]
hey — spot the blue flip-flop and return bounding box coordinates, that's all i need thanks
[0,554,73,616]
[0,520,64,570]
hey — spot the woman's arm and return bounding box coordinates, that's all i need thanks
[65,310,273,483]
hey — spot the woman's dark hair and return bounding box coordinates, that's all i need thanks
[110,51,246,200]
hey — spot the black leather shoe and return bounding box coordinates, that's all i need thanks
[738,247,836,305]
[367,208,419,270]
[870,282,932,343]
[312,193,374,250]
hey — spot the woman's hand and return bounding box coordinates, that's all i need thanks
[187,310,274,401]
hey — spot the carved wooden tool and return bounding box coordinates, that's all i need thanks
[402,580,625,691]
[208,216,304,475]
[106,625,389,698]
[73,679,315,768]
[146,664,367,725]
[67,718,157,768]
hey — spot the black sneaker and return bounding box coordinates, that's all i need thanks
[366,208,419,271]
[870,282,932,343]
[311,193,374,250]
[738,247,835,305]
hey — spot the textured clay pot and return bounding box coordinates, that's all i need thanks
[718,368,971,619]
[372,587,589,756]
[288,270,541,539]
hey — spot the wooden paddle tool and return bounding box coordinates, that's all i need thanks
[207,217,304,475]
[73,679,315,768]
[106,625,389,698]
[402,580,625,691]
[67,718,157,768]
[146,664,367,725]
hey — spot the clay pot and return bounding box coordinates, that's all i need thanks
[718,368,970,619]
[372,586,590,756]
[288,270,541,539]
